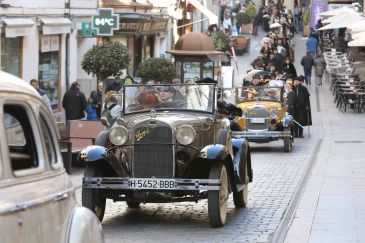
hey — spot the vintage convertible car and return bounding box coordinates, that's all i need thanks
[80,82,253,227]
[233,86,294,152]
[0,71,104,243]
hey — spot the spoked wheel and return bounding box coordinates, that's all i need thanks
[283,128,293,153]
[208,163,229,228]
[126,200,141,208]
[233,162,249,208]
[82,165,106,222]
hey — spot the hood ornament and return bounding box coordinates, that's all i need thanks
[150,109,156,118]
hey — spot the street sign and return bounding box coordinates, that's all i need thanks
[92,8,119,36]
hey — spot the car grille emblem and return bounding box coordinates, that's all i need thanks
[135,127,150,141]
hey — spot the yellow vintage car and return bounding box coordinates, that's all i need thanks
[231,86,294,152]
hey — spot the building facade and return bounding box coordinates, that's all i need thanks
[0,0,98,117]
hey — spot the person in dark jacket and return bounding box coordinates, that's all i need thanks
[293,76,312,138]
[105,77,122,93]
[62,81,87,120]
[300,52,315,85]
[314,53,326,86]
[91,81,103,118]
[282,57,297,77]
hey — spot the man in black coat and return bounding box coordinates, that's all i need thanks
[91,81,103,118]
[300,52,314,85]
[62,81,87,120]
[105,77,122,93]
[293,76,312,138]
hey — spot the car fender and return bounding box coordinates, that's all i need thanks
[68,207,104,243]
[80,145,126,177]
[232,138,248,185]
[198,144,236,191]
[283,114,294,127]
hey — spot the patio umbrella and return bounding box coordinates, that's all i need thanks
[261,37,273,45]
[319,6,353,17]
[269,23,281,29]
[351,31,365,40]
[348,20,365,32]
[348,37,365,47]
[319,13,364,30]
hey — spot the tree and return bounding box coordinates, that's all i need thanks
[211,30,230,52]
[81,39,130,81]
[244,3,257,20]
[303,8,311,26]
[136,58,176,83]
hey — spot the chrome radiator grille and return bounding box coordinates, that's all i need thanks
[247,107,269,131]
[133,121,173,178]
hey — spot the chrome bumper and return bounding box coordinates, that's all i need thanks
[83,177,221,191]
[231,130,291,139]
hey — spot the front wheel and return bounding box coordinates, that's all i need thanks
[233,163,249,207]
[82,165,106,222]
[208,163,229,227]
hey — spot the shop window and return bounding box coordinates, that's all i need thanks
[39,35,60,111]
[202,61,214,80]
[1,36,21,77]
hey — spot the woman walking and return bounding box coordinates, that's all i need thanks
[314,53,326,86]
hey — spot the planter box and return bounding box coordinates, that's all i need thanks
[231,36,250,55]
[303,25,310,37]
[241,23,254,34]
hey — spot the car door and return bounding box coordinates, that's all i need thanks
[1,99,74,243]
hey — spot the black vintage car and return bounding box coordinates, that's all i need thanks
[80,83,252,227]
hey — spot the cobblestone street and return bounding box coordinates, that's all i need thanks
[73,28,326,243]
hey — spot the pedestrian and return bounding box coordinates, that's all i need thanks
[30,79,52,111]
[86,91,98,120]
[285,79,296,115]
[105,77,122,93]
[306,33,318,57]
[222,15,232,34]
[91,81,103,118]
[314,53,326,86]
[62,81,87,120]
[293,76,312,138]
[300,52,314,85]
[282,57,297,78]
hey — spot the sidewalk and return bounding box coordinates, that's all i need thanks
[284,33,365,243]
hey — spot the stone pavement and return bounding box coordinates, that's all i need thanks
[282,34,365,242]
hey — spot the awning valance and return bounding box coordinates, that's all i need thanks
[2,18,34,37]
[40,17,71,35]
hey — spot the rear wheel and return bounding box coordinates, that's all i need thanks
[208,163,229,227]
[283,128,292,152]
[82,165,106,222]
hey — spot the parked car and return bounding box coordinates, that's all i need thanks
[0,71,104,243]
[80,82,253,227]
[234,86,294,152]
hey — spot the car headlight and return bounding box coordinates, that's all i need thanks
[270,109,278,118]
[176,125,196,145]
[241,110,247,118]
[109,126,128,145]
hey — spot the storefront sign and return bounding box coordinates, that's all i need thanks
[310,0,328,29]
[93,8,119,36]
[116,15,169,35]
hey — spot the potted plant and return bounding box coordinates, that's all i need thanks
[211,30,230,52]
[236,12,253,34]
[302,8,310,37]
[136,58,176,83]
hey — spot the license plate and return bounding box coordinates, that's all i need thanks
[250,118,265,123]
[128,178,176,189]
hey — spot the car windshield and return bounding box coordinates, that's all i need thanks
[123,83,216,114]
[236,86,283,102]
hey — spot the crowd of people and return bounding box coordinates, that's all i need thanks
[239,1,313,138]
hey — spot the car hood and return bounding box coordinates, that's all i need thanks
[121,111,211,130]
[237,101,282,110]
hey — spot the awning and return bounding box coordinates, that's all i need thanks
[187,0,218,25]
[2,18,34,37]
[40,17,71,35]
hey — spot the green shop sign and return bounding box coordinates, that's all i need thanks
[92,8,119,36]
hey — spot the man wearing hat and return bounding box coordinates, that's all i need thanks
[293,75,312,138]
